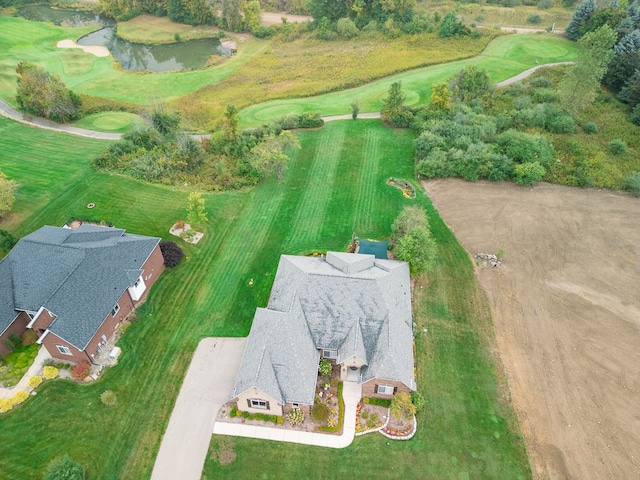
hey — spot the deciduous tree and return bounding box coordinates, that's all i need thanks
[0,171,17,218]
[560,25,617,115]
[249,131,300,180]
[16,63,81,123]
[186,192,208,228]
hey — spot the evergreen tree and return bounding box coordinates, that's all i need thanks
[566,0,598,40]
[615,29,640,54]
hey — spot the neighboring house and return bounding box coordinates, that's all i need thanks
[231,252,416,417]
[0,225,165,363]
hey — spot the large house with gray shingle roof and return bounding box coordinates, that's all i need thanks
[0,225,165,363]
[231,252,416,416]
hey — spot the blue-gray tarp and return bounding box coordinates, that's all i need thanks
[358,239,388,259]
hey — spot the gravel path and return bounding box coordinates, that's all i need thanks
[0,61,573,139]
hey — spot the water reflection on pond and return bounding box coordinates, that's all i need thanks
[16,5,229,72]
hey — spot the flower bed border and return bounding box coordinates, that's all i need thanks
[380,415,417,440]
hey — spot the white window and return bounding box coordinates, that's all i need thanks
[323,349,337,359]
[376,384,394,395]
[111,303,120,317]
[291,402,299,408]
[250,399,268,409]
[134,277,142,288]
[56,345,72,355]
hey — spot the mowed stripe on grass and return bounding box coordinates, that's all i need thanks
[353,128,382,233]
[285,123,346,249]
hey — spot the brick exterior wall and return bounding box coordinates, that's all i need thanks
[32,309,55,332]
[42,332,91,364]
[135,244,165,305]
[0,311,30,357]
[361,378,411,399]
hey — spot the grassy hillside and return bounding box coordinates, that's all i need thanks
[238,33,578,127]
[0,116,529,479]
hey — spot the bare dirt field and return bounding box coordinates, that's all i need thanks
[423,179,640,480]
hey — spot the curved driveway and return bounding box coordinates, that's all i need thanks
[151,337,246,480]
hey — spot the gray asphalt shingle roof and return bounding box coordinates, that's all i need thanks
[231,252,415,405]
[0,225,160,349]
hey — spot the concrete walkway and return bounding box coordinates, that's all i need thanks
[151,337,246,480]
[0,346,51,399]
[213,381,362,448]
[0,98,122,140]
[495,62,574,87]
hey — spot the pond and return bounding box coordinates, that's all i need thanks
[17,4,115,27]
[16,5,230,72]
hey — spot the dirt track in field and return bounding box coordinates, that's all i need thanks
[423,179,640,480]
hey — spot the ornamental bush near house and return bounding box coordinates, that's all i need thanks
[390,392,416,422]
[70,362,90,381]
[312,402,330,422]
[42,366,59,380]
[318,358,331,377]
[28,376,43,388]
[411,391,426,412]
[159,241,184,268]
[287,408,304,426]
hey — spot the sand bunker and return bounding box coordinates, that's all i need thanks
[57,39,109,57]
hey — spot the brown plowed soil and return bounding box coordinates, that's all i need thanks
[423,179,640,480]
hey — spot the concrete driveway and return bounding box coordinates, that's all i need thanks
[151,337,247,480]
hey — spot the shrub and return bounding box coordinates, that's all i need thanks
[28,376,43,388]
[513,162,546,185]
[624,172,640,196]
[229,405,237,417]
[390,392,417,421]
[0,398,12,413]
[365,397,392,407]
[242,410,250,419]
[43,455,86,480]
[537,0,554,8]
[495,130,555,167]
[439,11,470,38]
[287,408,304,426]
[312,402,330,422]
[70,362,91,381]
[336,18,359,38]
[100,390,117,407]
[318,358,332,376]
[546,114,575,133]
[411,391,426,412]
[609,139,628,155]
[529,76,551,88]
[583,122,598,134]
[276,416,284,424]
[12,390,29,407]
[527,14,542,24]
[43,366,59,380]
[160,241,184,268]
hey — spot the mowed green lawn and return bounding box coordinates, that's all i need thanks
[239,33,578,127]
[0,117,529,479]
